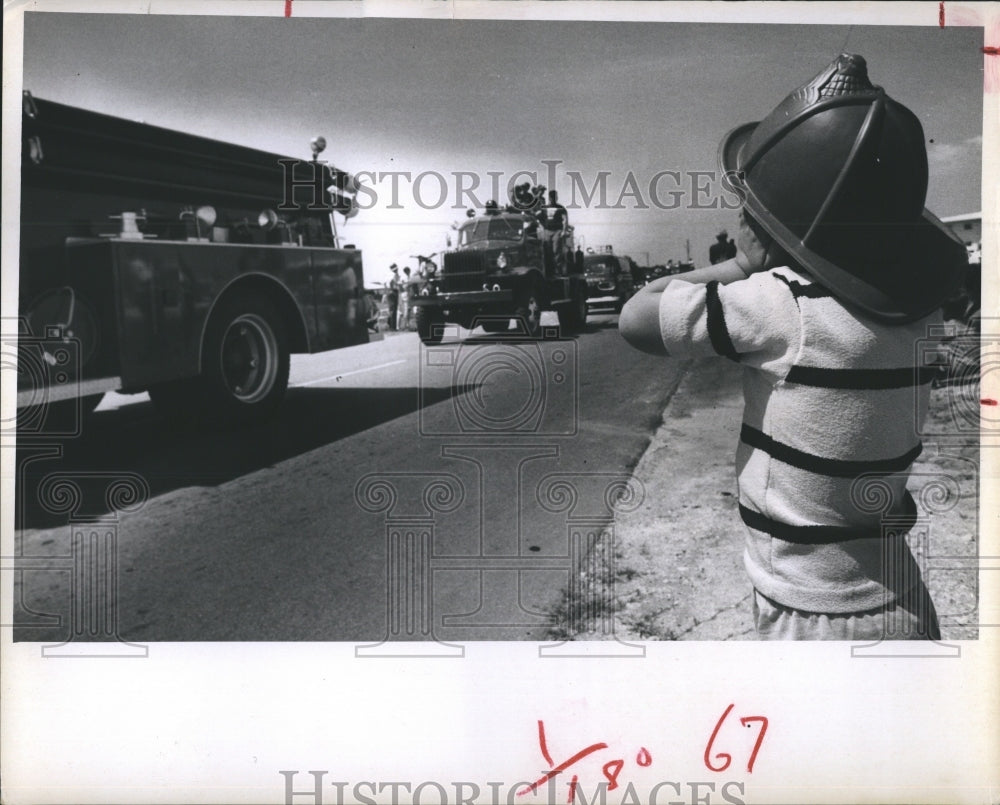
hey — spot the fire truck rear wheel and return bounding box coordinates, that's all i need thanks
[416,306,444,344]
[201,292,290,423]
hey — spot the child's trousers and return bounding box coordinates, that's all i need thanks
[752,583,941,641]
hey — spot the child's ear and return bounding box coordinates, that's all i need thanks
[736,211,771,273]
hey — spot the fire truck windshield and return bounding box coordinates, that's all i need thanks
[459,217,524,245]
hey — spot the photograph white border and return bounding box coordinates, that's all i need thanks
[2,2,997,803]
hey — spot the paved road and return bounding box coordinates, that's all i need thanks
[13,313,687,643]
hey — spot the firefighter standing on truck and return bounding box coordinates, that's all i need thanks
[387,264,400,331]
[538,189,569,274]
[709,230,738,264]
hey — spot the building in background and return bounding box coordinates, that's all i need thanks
[941,211,982,266]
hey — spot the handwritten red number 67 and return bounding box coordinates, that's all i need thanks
[703,703,768,773]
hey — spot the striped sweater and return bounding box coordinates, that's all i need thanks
[658,266,936,613]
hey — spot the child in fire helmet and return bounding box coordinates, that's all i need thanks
[619,54,967,640]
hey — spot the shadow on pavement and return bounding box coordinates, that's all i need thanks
[453,325,606,344]
[15,384,456,529]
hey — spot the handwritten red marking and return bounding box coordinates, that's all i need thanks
[284,0,292,17]
[602,759,625,791]
[704,703,735,772]
[931,4,996,92]
[537,720,554,767]
[705,704,769,773]
[982,398,998,406]
[567,775,579,804]
[518,741,609,796]
[988,20,1000,93]
[523,721,654,799]
[739,716,769,773]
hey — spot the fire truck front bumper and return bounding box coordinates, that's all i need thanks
[586,294,621,306]
[411,289,514,307]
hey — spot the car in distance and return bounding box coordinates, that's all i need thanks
[583,252,636,313]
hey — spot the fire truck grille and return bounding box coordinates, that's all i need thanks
[441,252,488,294]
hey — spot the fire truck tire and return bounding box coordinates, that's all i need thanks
[200,292,290,423]
[416,306,444,344]
[557,282,588,333]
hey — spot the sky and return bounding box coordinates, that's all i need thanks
[18,11,985,285]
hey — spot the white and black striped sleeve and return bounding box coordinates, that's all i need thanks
[658,270,802,371]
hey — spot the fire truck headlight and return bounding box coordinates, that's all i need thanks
[258,209,279,230]
[197,206,217,227]
[496,251,507,270]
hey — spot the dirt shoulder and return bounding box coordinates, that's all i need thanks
[552,357,981,641]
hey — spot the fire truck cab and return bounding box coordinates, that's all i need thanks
[410,202,588,343]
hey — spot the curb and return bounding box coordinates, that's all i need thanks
[609,357,755,640]
[546,357,755,642]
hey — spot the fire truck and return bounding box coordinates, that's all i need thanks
[13,92,367,428]
[409,201,588,343]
